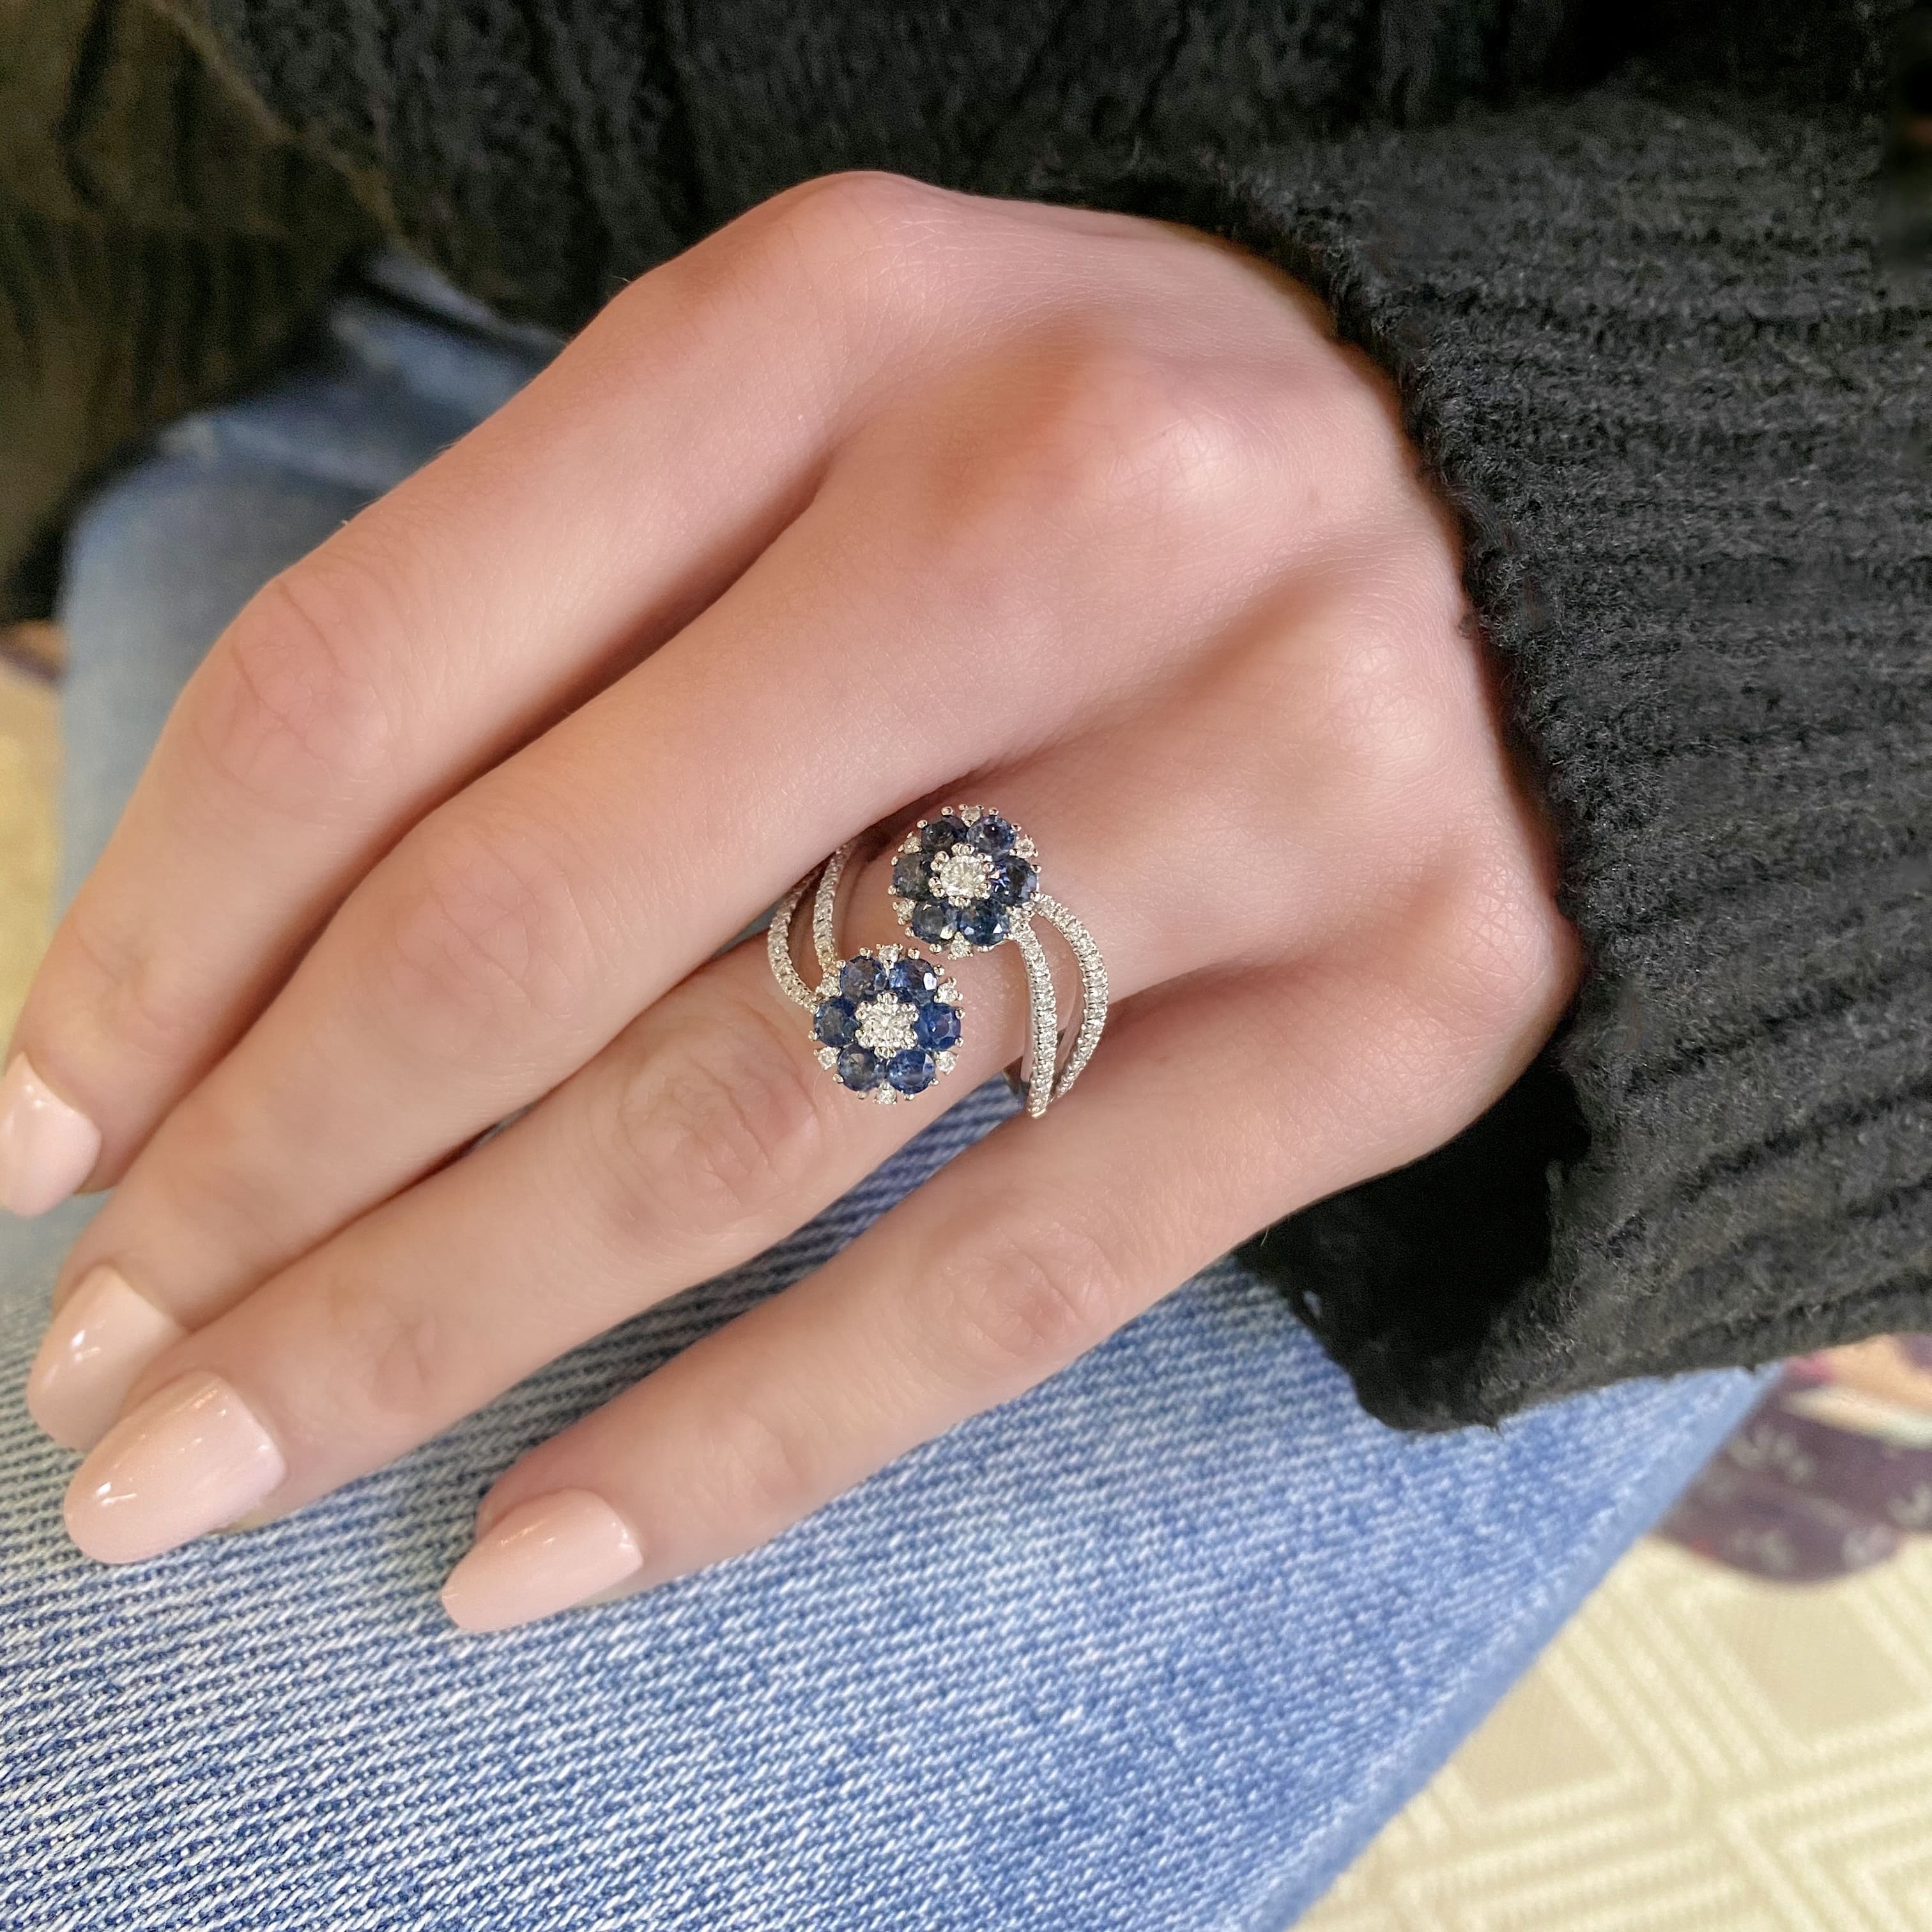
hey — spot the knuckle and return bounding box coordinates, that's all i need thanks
[142,1080,280,1245]
[765,169,956,273]
[999,340,1257,533]
[704,1395,824,1528]
[191,555,401,818]
[1363,845,1578,1159]
[1305,355,1407,484]
[1427,846,1578,1046]
[1307,629,1455,801]
[928,1211,1131,1385]
[49,898,209,1075]
[609,169,953,388]
[596,995,827,1249]
[906,339,1262,628]
[316,1276,447,1426]
[371,811,599,1051]
[711,169,954,323]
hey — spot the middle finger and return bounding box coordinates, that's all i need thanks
[43,461,1167,1360]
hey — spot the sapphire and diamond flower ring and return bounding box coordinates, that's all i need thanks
[769,805,1108,1119]
[889,809,1038,954]
[810,947,963,1101]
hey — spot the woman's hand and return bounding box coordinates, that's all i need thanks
[9,174,1579,1628]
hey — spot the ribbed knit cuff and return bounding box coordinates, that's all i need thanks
[1044,82,1931,1427]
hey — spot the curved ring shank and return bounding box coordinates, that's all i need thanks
[766,835,862,1007]
[767,867,825,1010]
[1031,896,1108,1103]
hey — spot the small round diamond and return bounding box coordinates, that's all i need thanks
[812,995,859,1048]
[914,1000,961,1051]
[931,848,993,905]
[836,1045,882,1091]
[840,956,889,1002]
[886,956,939,1002]
[854,996,918,1056]
[885,1048,937,1095]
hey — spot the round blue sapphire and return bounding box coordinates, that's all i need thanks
[914,1000,961,1051]
[891,851,933,898]
[921,816,972,854]
[812,995,859,1048]
[887,956,939,1002]
[885,1048,937,1095]
[836,1045,883,1091]
[956,900,1010,948]
[968,813,1016,855]
[909,900,955,946]
[840,956,889,1002]
[987,853,1038,905]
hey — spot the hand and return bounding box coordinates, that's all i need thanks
[12,174,1579,1629]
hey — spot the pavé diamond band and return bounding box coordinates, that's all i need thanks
[768,805,1108,1117]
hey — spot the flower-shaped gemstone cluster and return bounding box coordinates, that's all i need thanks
[811,945,963,1101]
[889,804,1039,956]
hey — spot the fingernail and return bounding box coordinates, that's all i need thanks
[0,1054,102,1217]
[64,1372,285,1565]
[27,1264,187,1450]
[440,1491,643,1632]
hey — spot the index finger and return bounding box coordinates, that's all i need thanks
[0,174,953,1209]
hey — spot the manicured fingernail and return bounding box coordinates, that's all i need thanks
[440,1491,643,1632]
[27,1264,187,1450]
[63,1372,285,1564]
[0,1054,102,1217]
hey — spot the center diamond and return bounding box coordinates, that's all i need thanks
[854,996,918,1055]
[931,848,993,906]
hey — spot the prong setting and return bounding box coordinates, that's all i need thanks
[891,804,1039,958]
[808,942,963,1103]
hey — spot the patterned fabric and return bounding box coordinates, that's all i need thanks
[1305,1535,1932,1929]
[1660,1352,1932,1583]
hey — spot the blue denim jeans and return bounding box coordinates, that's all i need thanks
[0,272,1763,1931]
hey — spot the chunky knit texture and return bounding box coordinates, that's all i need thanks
[0,0,376,616]
[4,1,1927,1426]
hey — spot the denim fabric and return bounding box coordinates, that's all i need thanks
[0,274,1764,1932]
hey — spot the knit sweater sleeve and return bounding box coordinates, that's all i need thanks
[1052,86,1930,1427]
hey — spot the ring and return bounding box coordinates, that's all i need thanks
[769,804,1108,1119]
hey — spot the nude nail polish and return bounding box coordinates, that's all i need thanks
[63,1372,285,1565]
[27,1264,187,1450]
[0,1054,102,1218]
[440,1491,643,1632]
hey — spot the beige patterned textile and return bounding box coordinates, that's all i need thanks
[0,654,57,1038]
[1304,1537,1932,1930]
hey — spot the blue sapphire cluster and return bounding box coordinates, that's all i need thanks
[811,946,962,1101]
[889,805,1039,956]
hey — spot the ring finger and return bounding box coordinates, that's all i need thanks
[47,747,1269,1552]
